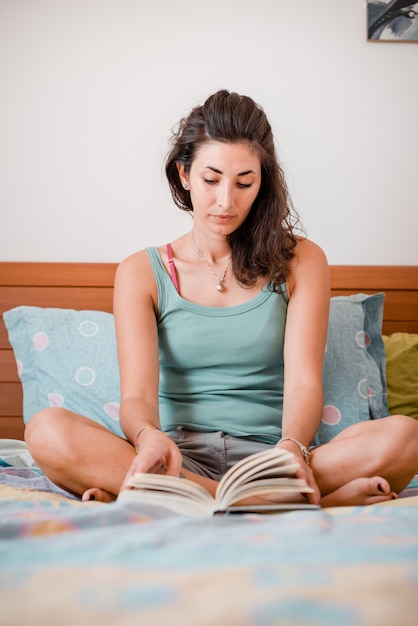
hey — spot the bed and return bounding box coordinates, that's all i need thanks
[0,262,417,626]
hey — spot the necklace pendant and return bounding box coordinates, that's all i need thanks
[192,235,230,294]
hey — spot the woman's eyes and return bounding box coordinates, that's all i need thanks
[203,178,252,188]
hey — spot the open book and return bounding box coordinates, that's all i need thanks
[118,447,318,516]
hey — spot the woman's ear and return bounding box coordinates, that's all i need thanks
[176,163,189,190]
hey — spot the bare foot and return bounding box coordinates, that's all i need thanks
[320,476,398,507]
[82,487,116,503]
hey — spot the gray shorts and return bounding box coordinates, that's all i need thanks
[166,427,273,480]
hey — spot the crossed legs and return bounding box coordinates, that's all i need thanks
[311,414,418,506]
[25,409,418,507]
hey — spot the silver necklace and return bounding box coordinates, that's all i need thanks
[192,236,232,292]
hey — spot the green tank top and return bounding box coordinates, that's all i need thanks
[147,246,288,444]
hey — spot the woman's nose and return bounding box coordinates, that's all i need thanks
[217,183,234,209]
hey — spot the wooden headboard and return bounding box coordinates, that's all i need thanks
[1,262,417,441]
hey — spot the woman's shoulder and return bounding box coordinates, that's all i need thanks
[114,248,161,311]
[117,248,151,272]
[286,238,329,295]
[290,237,328,268]
[115,248,159,289]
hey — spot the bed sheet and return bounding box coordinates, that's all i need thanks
[1,441,418,626]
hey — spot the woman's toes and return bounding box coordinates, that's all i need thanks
[369,477,398,500]
[320,476,397,507]
[82,487,115,503]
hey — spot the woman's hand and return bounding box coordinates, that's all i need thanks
[293,455,320,505]
[234,453,320,508]
[275,439,320,505]
[120,429,183,493]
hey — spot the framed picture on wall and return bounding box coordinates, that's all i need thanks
[367,1,418,41]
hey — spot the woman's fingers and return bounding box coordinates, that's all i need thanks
[120,431,183,492]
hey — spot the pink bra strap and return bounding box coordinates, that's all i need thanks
[166,243,179,293]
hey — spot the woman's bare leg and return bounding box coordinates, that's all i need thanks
[311,414,418,506]
[25,407,220,503]
[26,409,418,508]
[25,407,135,500]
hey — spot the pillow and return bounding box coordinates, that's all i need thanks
[313,293,388,446]
[3,306,124,438]
[4,295,388,445]
[383,333,418,419]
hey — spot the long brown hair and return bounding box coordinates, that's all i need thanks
[165,90,303,291]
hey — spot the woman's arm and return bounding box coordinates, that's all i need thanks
[113,250,183,482]
[279,238,330,502]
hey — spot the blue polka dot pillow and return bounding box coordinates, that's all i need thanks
[3,293,388,444]
[3,306,124,438]
[313,292,388,445]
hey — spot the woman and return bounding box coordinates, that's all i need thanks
[25,90,418,506]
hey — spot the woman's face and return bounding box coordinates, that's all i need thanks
[178,141,262,236]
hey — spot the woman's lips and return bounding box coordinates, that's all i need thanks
[212,214,234,223]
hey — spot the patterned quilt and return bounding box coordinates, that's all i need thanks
[1,439,418,626]
[1,480,418,626]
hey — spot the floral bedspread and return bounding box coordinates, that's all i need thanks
[1,477,418,626]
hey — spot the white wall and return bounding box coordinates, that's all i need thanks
[1,0,417,264]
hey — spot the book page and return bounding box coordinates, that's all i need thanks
[216,448,299,503]
[214,503,320,515]
[119,486,214,516]
[125,473,215,505]
[216,477,314,510]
